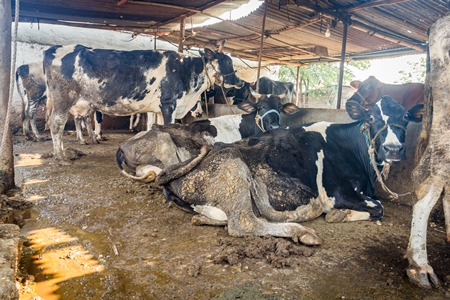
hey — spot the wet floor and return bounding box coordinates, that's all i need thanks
[11,131,450,300]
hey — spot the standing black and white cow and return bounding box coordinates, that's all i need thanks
[16,62,47,141]
[231,77,296,105]
[43,43,243,164]
[16,61,97,143]
[116,93,300,182]
[152,96,423,244]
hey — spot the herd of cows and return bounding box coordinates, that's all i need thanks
[14,42,447,288]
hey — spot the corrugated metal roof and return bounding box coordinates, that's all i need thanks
[12,0,450,65]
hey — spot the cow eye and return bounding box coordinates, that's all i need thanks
[368,115,376,123]
[403,112,410,121]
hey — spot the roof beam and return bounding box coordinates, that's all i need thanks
[293,0,426,52]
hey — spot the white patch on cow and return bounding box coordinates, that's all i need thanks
[209,114,244,143]
[377,102,402,147]
[303,122,333,142]
[314,149,335,211]
[192,205,228,222]
[364,199,379,208]
[52,45,78,66]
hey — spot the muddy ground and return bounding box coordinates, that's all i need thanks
[9,130,450,300]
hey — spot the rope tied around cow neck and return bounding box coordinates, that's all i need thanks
[360,121,412,200]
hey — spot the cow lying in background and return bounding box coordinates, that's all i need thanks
[224,77,297,105]
[153,96,423,244]
[16,62,47,141]
[348,75,424,109]
[44,43,243,164]
[116,94,300,182]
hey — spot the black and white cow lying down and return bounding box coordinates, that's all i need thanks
[44,43,243,164]
[147,96,423,245]
[116,93,300,182]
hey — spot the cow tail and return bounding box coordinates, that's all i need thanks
[155,145,210,185]
[16,69,26,122]
[44,83,53,131]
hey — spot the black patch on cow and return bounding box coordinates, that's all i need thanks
[16,64,30,78]
[74,46,164,102]
[43,45,62,76]
[149,77,156,85]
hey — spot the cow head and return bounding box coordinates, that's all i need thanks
[239,92,300,132]
[348,76,383,109]
[346,96,423,163]
[202,47,244,90]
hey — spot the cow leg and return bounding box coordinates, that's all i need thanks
[29,100,43,141]
[192,215,227,227]
[444,186,450,243]
[406,176,443,288]
[215,159,321,245]
[84,114,100,144]
[251,177,325,222]
[74,117,88,145]
[94,111,106,141]
[325,194,384,223]
[49,111,71,165]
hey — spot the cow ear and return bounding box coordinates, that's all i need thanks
[407,104,425,122]
[346,100,367,120]
[238,101,257,113]
[281,103,301,115]
[350,80,361,89]
[277,93,286,99]
[203,48,216,62]
[250,89,262,100]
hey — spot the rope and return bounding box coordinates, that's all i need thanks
[361,121,411,200]
[255,109,280,132]
[2,0,20,149]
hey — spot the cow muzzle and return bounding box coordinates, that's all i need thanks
[379,143,406,162]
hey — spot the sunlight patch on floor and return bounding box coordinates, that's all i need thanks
[20,227,104,300]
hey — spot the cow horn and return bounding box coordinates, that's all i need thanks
[120,165,161,183]
[217,39,227,53]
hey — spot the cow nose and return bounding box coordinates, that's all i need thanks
[383,144,404,154]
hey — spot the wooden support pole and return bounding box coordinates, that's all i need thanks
[336,16,349,109]
[0,0,15,193]
[178,16,185,53]
[256,0,268,93]
[295,65,301,106]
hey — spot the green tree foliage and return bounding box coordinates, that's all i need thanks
[398,57,426,83]
[279,61,370,106]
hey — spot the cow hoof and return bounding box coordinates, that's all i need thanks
[64,148,86,160]
[58,159,72,166]
[406,266,440,288]
[297,231,322,246]
[325,209,350,223]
